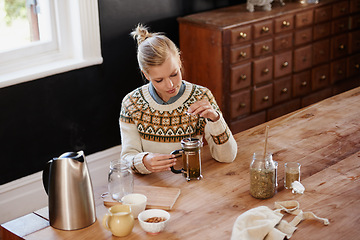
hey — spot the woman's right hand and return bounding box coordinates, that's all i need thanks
[143,153,177,172]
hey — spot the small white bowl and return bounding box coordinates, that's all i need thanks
[138,209,170,235]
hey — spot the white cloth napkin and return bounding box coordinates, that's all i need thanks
[231,200,329,240]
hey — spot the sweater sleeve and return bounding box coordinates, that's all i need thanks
[204,112,238,162]
[119,95,152,174]
[200,88,237,162]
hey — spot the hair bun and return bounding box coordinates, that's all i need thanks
[131,24,154,45]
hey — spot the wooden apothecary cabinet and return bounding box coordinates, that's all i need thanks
[178,0,360,133]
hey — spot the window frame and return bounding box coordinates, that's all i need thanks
[0,0,103,88]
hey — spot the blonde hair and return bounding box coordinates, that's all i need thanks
[130,24,182,75]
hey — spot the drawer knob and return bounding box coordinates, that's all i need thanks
[238,103,246,109]
[340,7,346,13]
[262,68,269,74]
[239,52,247,58]
[239,32,247,39]
[263,96,269,101]
[281,88,288,93]
[338,69,344,75]
[355,64,360,70]
[262,26,269,33]
[301,81,307,86]
[262,45,270,51]
[320,75,327,80]
[239,74,247,81]
[282,61,289,68]
[282,21,290,27]
[339,44,345,50]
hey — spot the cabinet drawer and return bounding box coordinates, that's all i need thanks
[267,99,300,121]
[253,20,273,39]
[253,56,273,85]
[230,44,252,64]
[332,1,349,18]
[252,84,273,112]
[230,62,251,91]
[274,33,293,51]
[332,17,349,35]
[312,64,329,91]
[253,38,273,57]
[347,53,360,78]
[231,25,252,45]
[349,30,360,54]
[230,90,251,119]
[295,10,313,28]
[230,111,266,133]
[302,88,332,108]
[274,76,292,104]
[293,71,311,97]
[350,0,360,13]
[350,15,360,30]
[313,22,330,40]
[331,34,348,60]
[313,39,330,66]
[314,5,332,23]
[274,15,294,34]
[295,27,312,46]
[330,58,347,83]
[274,51,292,78]
[294,45,312,72]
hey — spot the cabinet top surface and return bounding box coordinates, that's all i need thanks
[178,0,337,29]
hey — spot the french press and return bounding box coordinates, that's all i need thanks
[170,138,203,181]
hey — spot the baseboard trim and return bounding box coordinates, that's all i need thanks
[0,145,122,224]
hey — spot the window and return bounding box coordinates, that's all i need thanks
[0,0,103,88]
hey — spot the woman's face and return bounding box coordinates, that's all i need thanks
[143,55,182,103]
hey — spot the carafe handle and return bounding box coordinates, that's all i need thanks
[170,149,183,174]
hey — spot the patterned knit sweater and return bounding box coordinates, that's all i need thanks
[119,81,237,174]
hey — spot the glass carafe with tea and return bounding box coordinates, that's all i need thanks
[170,138,203,181]
[250,152,277,199]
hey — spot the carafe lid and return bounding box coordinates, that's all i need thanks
[181,138,201,150]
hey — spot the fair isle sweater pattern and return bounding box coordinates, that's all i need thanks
[120,83,230,145]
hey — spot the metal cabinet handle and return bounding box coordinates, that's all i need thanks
[282,21,290,27]
[301,81,307,86]
[238,74,247,81]
[281,88,288,93]
[338,69,344,75]
[239,52,247,58]
[263,96,269,101]
[239,32,247,39]
[282,61,289,68]
[262,68,269,74]
[262,26,269,33]
[238,103,246,109]
[355,64,360,70]
[320,75,326,81]
[339,44,345,50]
[262,45,270,51]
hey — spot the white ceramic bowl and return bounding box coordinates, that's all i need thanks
[138,209,170,235]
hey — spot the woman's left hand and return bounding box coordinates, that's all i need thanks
[188,100,220,122]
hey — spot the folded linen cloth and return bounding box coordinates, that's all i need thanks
[231,200,329,240]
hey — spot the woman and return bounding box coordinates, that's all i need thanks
[119,24,237,174]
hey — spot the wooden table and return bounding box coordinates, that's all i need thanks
[2,87,360,239]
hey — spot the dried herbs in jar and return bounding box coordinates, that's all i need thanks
[250,152,276,199]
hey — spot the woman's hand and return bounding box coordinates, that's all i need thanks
[143,153,177,172]
[188,100,220,122]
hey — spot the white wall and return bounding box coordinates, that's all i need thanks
[0,145,121,224]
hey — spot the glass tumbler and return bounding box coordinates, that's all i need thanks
[108,160,133,201]
[284,162,301,189]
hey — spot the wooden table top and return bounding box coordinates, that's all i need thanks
[2,87,360,240]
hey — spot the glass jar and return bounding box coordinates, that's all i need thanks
[108,160,133,202]
[250,152,277,199]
